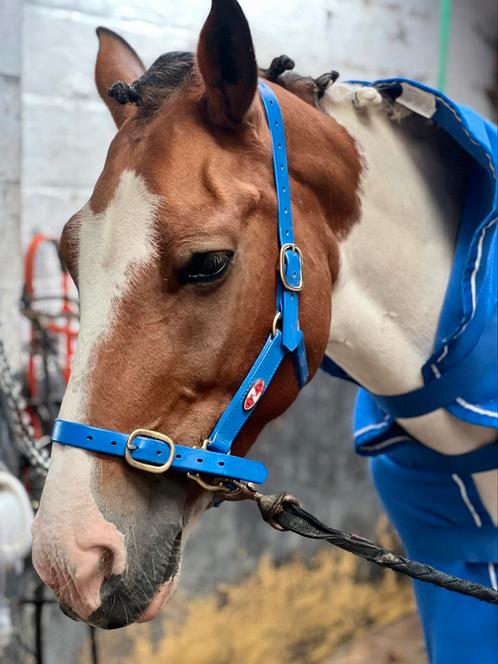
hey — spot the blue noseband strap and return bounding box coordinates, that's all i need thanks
[51,420,268,483]
[52,81,308,485]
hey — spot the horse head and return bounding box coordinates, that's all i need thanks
[32,0,361,628]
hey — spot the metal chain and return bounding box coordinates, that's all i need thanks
[0,321,49,476]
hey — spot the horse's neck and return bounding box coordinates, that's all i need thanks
[320,87,495,455]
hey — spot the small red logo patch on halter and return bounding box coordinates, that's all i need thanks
[243,379,266,411]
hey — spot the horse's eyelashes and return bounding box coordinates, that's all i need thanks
[178,250,234,285]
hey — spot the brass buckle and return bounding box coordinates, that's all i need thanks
[186,472,232,493]
[186,439,232,492]
[125,429,175,474]
[279,243,303,292]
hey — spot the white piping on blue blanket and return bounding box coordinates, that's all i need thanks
[432,215,497,370]
[358,435,412,452]
[453,216,497,341]
[452,474,483,526]
[452,473,498,590]
[468,217,495,314]
[432,96,496,389]
[429,215,498,419]
[354,415,390,439]
[489,562,498,590]
[455,397,498,419]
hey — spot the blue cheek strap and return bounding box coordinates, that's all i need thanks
[51,81,308,486]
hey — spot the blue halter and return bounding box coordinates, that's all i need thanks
[51,81,308,486]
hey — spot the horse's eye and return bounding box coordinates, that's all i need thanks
[178,250,234,284]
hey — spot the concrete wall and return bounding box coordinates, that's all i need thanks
[0,1,496,661]
[0,0,23,370]
[20,0,498,255]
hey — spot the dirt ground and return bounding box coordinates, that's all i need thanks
[328,614,427,664]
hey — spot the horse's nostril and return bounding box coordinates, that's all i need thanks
[98,547,114,573]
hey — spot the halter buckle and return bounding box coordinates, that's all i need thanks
[125,429,175,474]
[279,244,303,291]
[186,472,233,493]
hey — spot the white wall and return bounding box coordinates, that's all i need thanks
[0,0,23,368]
[21,0,497,251]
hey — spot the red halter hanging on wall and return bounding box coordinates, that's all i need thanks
[23,233,79,437]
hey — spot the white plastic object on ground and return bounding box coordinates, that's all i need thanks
[0,601,12,655]
[0,469,33,567]
[0,468,33,656]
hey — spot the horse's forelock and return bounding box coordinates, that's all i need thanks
[108,51,196,117]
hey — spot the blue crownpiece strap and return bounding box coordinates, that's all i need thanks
[51,81,308,486]
[259,81,308,382]
[258,81,295,247]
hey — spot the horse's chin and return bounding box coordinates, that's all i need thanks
[60,575,180,628]
[137,575,179,623]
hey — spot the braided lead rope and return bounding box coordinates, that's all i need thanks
[221,484,498,604]
[0,323,49,476]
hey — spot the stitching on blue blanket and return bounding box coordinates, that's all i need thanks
[437,97,496,179]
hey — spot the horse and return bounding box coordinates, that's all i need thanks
[31,1,497,661]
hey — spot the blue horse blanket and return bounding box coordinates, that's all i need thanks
[322,79,498,664]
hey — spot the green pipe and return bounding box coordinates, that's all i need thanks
[438,0,452,92]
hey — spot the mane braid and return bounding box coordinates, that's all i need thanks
[109,51,195,116]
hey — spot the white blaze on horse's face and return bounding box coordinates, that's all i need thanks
[32,171,189,626]
[60,169,160,422]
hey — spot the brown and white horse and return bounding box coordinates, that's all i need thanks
[32,0,496,629]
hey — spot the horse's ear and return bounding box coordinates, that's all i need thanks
[197,0,258,127]
[95,27,145,127]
